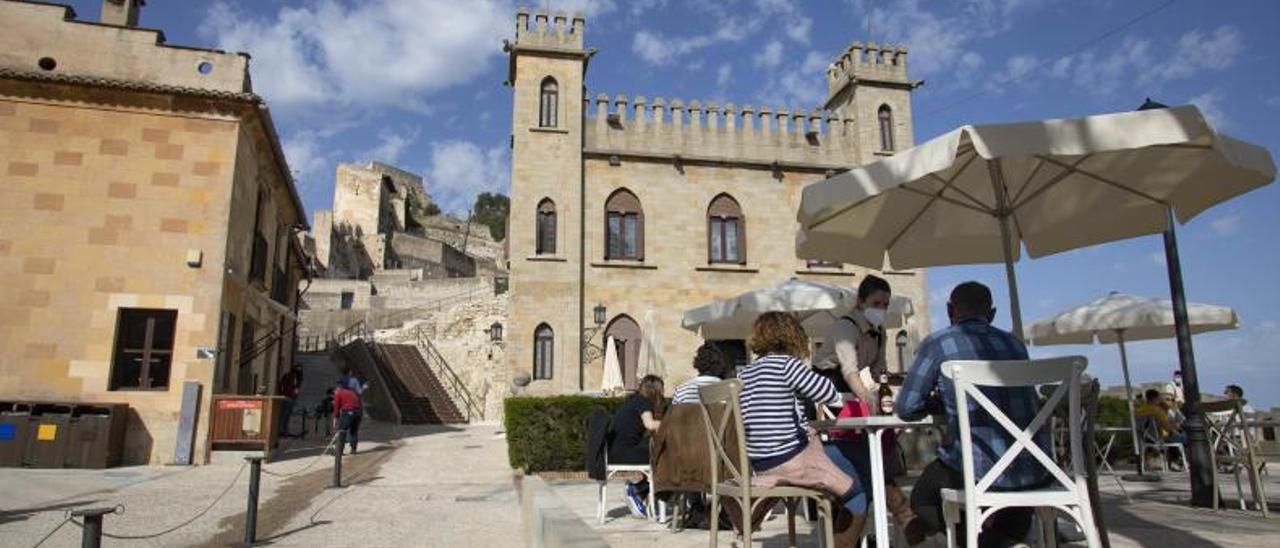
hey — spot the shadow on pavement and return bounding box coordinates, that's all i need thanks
[0,499,99,525]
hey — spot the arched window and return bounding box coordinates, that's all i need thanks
[533,323,554,380]
[707,194,745,264]
[605,189,643,260]
[604,315,641,390]
[878,104,894,152]
[536,198,556,255]
[539,77,558,128]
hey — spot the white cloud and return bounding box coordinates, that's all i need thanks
[1148,26,1243,82]
[857,0,1034,81]
[1148,251,1166,267]
[1266,94,1280,109]
[1208,211,1242,237]
[360,130,418,166]
[716,63,733,87]
[632,17,761,65]
[551,0,616,16]
[199,0,510,112]
[755,51,829,108]
[1188,89,1231,129]
[754,40,785,69]
[282,131,330,189]
[425,140,510,214]
[755,0,812,43]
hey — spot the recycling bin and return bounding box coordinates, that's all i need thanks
[23,403,73,468]
[0,402,32,467]
[63,404,128,469]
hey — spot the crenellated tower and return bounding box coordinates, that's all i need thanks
[824,41,921,163]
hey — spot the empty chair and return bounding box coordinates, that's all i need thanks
[1205,399,1269,516]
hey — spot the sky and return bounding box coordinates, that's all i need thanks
[64,0,1280,407]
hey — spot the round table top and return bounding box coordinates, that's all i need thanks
[814,415,938,429]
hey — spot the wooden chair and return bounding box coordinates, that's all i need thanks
[1204,399,1269,516]
[696,379,835,548]
[940,357,1101,548]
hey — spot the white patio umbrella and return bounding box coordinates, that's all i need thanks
[796,105,1275,339]
[681,278,915,339]
[600,336,623,394]
[636,309,667,380]
[1030,292,1240,465]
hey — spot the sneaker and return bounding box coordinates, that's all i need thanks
[624,481,647,518]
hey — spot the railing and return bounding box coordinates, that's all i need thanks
[411,325,484,422]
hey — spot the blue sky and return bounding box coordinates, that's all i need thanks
[66,0,1280,406]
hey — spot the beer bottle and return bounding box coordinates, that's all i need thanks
[878,373,894,415]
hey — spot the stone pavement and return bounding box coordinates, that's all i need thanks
[547,464,1280,547]
[0,421,521,547]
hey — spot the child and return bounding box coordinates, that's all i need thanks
[611,374,664,518]
[740,312,866,543]
[672,342,732,404]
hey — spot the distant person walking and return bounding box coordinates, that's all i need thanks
[277,366,303,437]
[333,379,363,454]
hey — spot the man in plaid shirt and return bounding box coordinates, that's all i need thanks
[895,282,1050,546]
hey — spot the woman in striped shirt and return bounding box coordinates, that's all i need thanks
[741,312,867,543]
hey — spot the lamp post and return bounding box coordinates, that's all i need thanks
[579,303,607,390]
[894,331,909,373]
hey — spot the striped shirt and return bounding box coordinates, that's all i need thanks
[672,375,722,404]
[739,354,842,468]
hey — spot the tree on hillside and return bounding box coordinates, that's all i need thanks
[472,192,509,241]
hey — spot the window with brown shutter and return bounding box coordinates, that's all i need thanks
[708,193,746,264]
[109,308,178,390]
[605,189,644,260]
[533,323,554,380]
[536,198,556,255]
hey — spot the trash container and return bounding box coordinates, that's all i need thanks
[0,402,32,467]
[24,403,73,468]
[64,404,128,469]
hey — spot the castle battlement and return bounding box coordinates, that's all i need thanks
[583,92,861,169]
[514,7,584,50]
[827,41,910,84]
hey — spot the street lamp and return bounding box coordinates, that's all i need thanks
[895,331,909,373]
[580,303,608,391]
[593,303,607,328]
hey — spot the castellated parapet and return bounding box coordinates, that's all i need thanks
[514,7,584,50]
[584,93,861,170]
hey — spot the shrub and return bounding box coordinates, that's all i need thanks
[504,395,626,472]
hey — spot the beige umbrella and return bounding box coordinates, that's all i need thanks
[796,105,1275,338]
[600,336,623,394]
[1030,292,1239,468]
[636,310,667,380]
[681,278,914,339]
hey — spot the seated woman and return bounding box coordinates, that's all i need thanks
[610,374,664,518]
[740,312,867,544]
[672,342,733,404]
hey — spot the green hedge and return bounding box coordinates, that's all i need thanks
[504,395,626,472]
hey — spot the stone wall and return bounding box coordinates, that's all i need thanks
[388,232,476,278]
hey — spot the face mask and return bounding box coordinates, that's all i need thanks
[862,307,887,327]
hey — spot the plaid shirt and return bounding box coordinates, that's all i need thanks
[895,317,1050,489]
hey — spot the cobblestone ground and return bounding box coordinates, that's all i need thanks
[0,421,520,547]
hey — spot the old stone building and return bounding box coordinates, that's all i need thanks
[505,9,930,395]
[0,0,308,463]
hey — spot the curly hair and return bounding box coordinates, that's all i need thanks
[693,341,730,378]
[748,311,810,359]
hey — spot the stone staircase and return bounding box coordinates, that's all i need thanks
[371,343,466,424]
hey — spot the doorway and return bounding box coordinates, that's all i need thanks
[604,315,641,390]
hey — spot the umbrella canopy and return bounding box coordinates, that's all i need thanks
[601,336,623,394]
[636,310,667,379]
[681,278,914,339]
[1029,293,1239,345]
[797,105,1275,336]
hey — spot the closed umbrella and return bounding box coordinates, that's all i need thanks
[1030,292,1239,472]
[636,310,667,380]
[681,278,914,339]
[601,336,623,395]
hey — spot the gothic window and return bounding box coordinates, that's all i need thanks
[539,77,559,128]
[605,189,643,260]
[110,308,178,390]
[536,198,556,255]
[707,194,745,264]
[878,104,895,152]
[533,323,554,380]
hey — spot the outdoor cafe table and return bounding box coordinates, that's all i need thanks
[815,415,937,547]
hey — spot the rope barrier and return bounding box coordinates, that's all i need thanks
[68,462,248,540]
[28,515,71,548]
[261,431,343,478]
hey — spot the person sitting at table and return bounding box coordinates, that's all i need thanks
[1224,384,1255,414]
[611,374,665,518]
[741,311,867,545]
[1137,388,1185,470]
[895,281,1051,547]
[672,342,732,404]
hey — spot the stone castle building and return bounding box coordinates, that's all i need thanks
[505,9,930,395]
[0,0,308,464]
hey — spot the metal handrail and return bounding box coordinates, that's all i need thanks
[412,326,483,421]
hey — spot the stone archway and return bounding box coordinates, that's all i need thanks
[604,314,641,390]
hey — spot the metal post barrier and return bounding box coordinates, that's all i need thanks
[244,456,262,546]
[70,507,117,548]
[331,429,346,488]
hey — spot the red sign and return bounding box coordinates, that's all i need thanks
[218,399,263,410]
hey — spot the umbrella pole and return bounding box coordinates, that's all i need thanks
[1162,208,1214,506]
[1117,331,1158,481]
[988,160,1025,340]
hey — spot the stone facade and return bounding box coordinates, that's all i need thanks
[0,1,307,464]
[506,8,930,396]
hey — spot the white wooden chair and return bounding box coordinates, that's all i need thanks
[597,439,665,524]
[1138,415,1188,473]
[697,379,837,548]
[940,357,1101,548]
[1205,399,1269,516]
